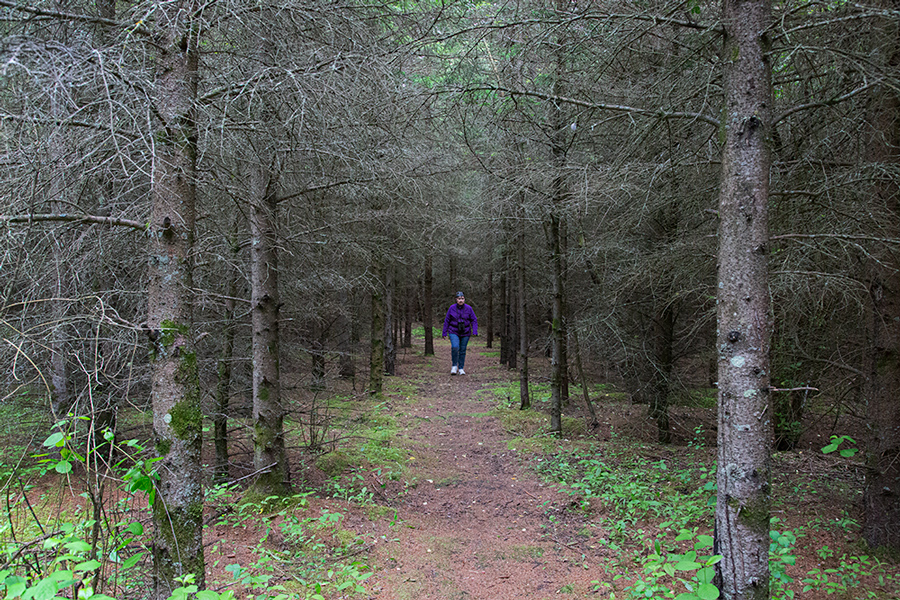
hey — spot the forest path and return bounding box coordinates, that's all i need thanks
[360,337,611,599]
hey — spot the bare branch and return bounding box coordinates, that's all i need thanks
[459,85,721,129]
[0,213,147,231]
[774,80,881,126]
[0,0,148,35]
[770,233,900,244]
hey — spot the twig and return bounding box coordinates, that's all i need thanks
[0,529,64,570]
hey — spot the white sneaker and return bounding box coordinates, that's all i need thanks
[451,366,458,375]
[458,369,466,375]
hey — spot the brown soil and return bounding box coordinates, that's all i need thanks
[356,342,608,599]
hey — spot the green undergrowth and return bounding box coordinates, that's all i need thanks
[313,396,403,464]
[531,441,724,599]
[205,490,373,599]
[673,387,717,409]
[411,326,442,339]
[528,435,900,599]
[479,381,628,408]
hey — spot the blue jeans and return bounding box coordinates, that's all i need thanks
[448,333,470,369]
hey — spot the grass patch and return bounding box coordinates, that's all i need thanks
[673,387,717,409]
[494,406,547,436]
[300,393,407,485]
[532,443,715,531]
[363,503,398,522]
[507,435,565,454]
[411,326,442,338]
[480,381,626,409]
[316,451,354,477]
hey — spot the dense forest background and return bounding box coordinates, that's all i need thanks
[1,0,899,599]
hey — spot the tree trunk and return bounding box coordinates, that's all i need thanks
[507,264,517,370]
[649,303,675,444]
[571,325,598,427]
[549,0,569,432]
[559,217,570,406]
[714,0,774,594]
[384,263,396,376]
[310,318,326,391]
[370,261,386,397]
[338,289,356,379]
[863,0,900,549]
[424,254,434,356]
[403,280,413,348]
[214,289,236,484]
[517,226,530,410]
[249,167,290,497]
[486,266,494,348]
[147,2,205,594]
[549,211,563,435]
[499,270,508,366]
[49,85,73,421]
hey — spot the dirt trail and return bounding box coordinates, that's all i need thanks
[360,338,611,600]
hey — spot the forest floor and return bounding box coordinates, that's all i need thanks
[349,341,612,599]
[5,335,900,600]
[234,334,898,600]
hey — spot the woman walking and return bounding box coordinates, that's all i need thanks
[442,291,478,375]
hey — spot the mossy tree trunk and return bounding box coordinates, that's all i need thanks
[714,0,774,594]
[147,1,204,596]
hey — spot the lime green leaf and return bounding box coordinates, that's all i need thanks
[125,522,144,536]
[697,565,716,584]
[676,530,694,542]
[43,432,65,447]
[65,541,92,553]
[697,582,720,600]
[122,552,144,569]
[6,575,27,597]
[75,560,101,572]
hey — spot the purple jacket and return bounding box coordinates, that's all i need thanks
[442,303,478,337]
